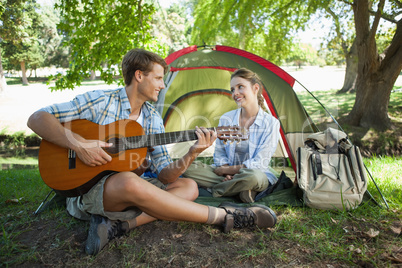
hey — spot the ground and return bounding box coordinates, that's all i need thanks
[7,204,401,267]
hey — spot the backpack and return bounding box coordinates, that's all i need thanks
[296,128,368,210]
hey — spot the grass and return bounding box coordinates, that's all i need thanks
[296,89,402,156]
[0,156,401,266]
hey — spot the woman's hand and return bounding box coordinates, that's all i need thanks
[213,165,228,176]
[223,175,233,181]
[214,164,244,176]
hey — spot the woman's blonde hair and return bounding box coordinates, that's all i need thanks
[231,68,267,112]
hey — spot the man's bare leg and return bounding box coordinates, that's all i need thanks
[86,172,277,256]
[124,177,203,229]
[103,172,221,223]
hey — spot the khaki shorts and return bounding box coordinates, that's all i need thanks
[66,173,167,221]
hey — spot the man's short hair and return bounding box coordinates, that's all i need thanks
[122,48,168,86]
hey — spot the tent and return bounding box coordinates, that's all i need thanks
[155,45,387,208]
[156,45,318,180]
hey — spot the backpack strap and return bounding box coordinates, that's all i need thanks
[313,151,323,175]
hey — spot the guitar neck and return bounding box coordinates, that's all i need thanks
[124,128,215,149]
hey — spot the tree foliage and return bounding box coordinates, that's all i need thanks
[51,0,165,90]
[191,0,328,64]
[0,0,42,84]
[152,1,192,54]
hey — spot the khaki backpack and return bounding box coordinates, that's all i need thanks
[297,128,368,210]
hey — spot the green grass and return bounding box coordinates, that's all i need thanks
[0,155,400,266]
[0,157,38,165]
[296,89,402,126]
[0,169,50,265]
[364,156,402,207]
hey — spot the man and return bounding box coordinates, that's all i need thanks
[28,48,277,256]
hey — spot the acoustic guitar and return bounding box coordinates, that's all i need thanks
[38,119,248,197]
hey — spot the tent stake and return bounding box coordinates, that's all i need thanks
[34,190,54,216]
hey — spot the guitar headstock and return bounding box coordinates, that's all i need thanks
[216,126,248,143]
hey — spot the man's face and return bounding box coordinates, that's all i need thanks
[137,63,165,102]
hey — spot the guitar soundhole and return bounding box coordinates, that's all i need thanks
[104,137,123,156]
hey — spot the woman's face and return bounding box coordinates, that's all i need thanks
[230,76,259,108]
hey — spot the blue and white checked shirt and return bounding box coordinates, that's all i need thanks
[39,87,172,175]
[213,108,280,184]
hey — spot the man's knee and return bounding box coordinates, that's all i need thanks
[106,172,149,199]
[169,178,199,201]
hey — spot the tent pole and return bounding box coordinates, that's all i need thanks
[295,81,389,209]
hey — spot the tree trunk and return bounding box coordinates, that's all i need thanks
[338,40,358,93]
[21,61,29,85]
[90,70,96,80]
[346,0,402,130]
[0,52,7,94]
[348,73,393,130]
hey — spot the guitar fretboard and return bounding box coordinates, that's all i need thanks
[124,128,215,149]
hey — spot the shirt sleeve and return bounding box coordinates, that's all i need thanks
[38,91,106,123]
[146,111,173,175]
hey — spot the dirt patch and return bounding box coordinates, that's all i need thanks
[8,209,401,267]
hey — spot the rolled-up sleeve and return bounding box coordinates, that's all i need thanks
[145,105,173,175]
[38,91,106,123]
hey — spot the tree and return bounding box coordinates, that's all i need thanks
[37,5,68,69]
[0,1,5,93]
[345,0,402,130]
[51,0,163,90]
[321,3,358,93]
[286,43,321,68]
[0,0,42,85]
[191,0,327,63]
[190,0,401,130]
[152,1,192,55]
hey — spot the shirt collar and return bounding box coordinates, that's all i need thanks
[234,107,265,127]
[119,87,131,112]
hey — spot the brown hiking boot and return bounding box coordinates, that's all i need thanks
[219,202,277,233]
[85,214,129,256]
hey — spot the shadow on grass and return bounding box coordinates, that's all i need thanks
[296,89,402,157]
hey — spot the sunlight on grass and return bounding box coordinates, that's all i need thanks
[364,156,402,208]
[0,157,38,165]
[296,90,402,128]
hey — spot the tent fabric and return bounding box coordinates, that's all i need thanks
[156,45,319,175]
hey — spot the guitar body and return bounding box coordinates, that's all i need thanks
[38,119,148,197]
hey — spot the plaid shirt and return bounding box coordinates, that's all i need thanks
[40,87,172,175]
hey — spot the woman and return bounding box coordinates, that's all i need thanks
[184,68,280,203]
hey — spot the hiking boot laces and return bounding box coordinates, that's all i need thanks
[221,207,256,229]
[231,209,255,228]
[108,220,127,240]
